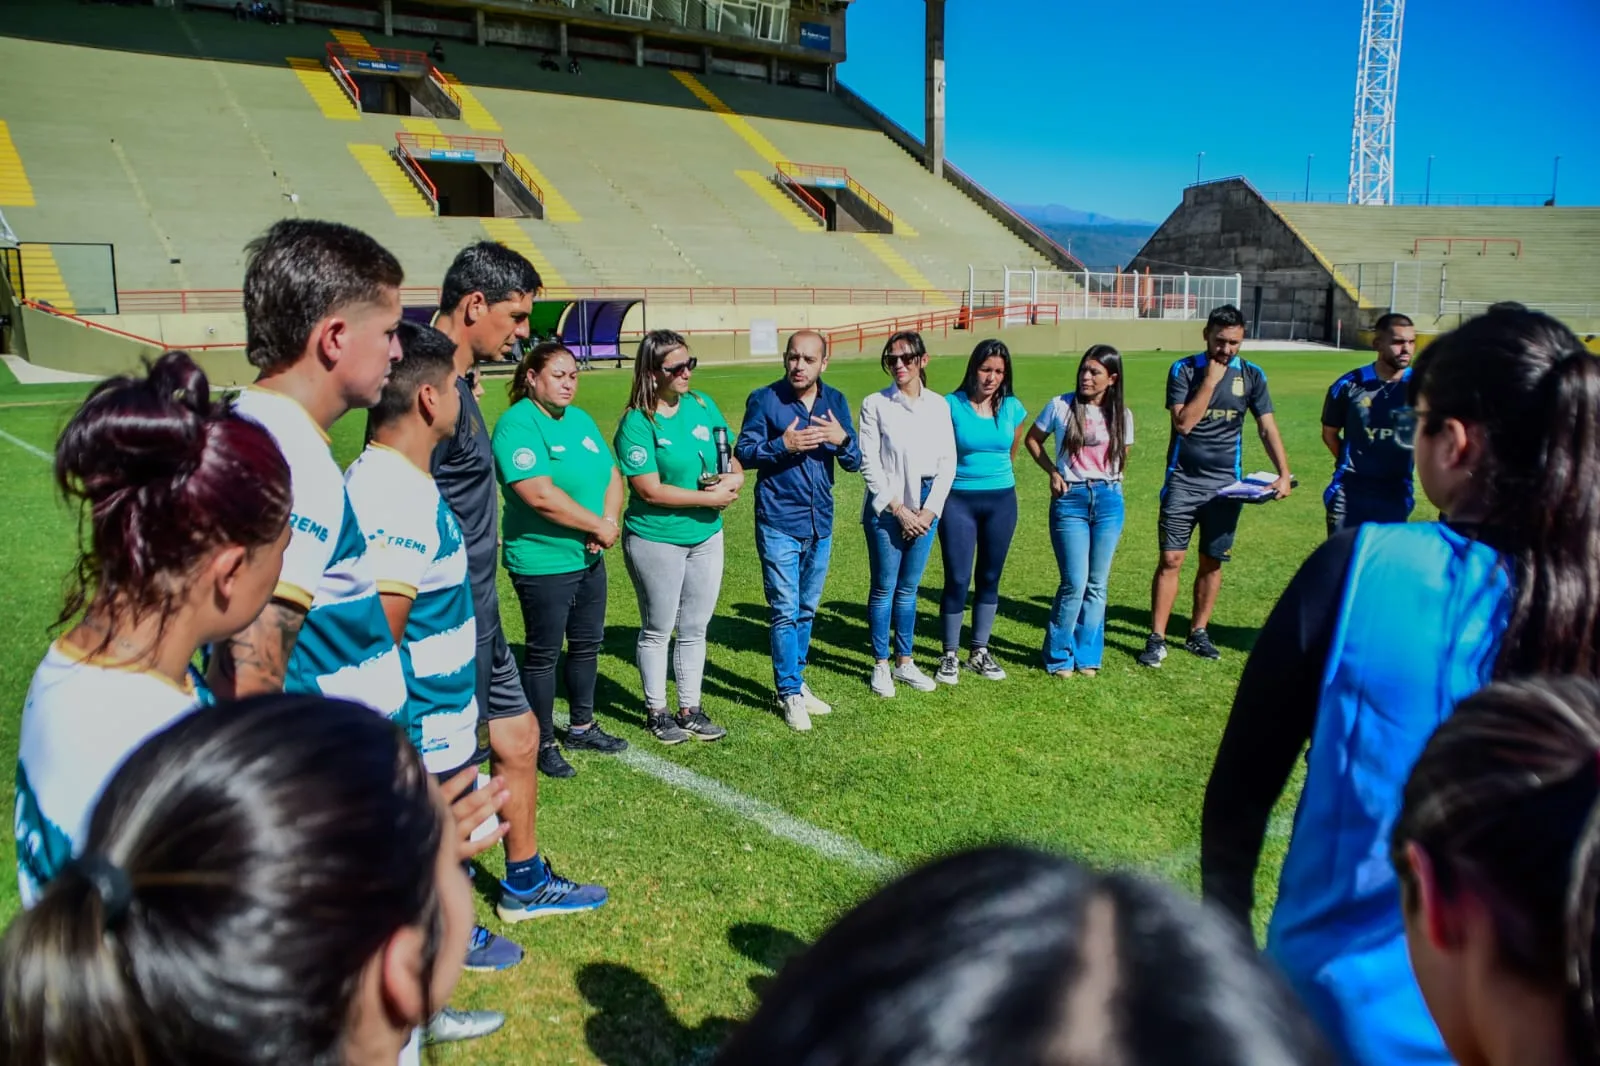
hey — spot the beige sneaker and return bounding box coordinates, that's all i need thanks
[800,682,832,715]
[780,693,812,732]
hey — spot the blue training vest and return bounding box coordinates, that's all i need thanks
[1266,523,1510,1066]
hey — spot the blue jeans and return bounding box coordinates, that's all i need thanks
[864,483,938,662]
[1044,481,1125,672]
[754,524,833,697]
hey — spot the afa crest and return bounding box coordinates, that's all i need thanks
[1231,376,1245,397]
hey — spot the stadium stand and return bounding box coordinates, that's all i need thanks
[0,6,1057,301]
[1130,178,1600,341]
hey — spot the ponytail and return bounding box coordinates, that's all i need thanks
[628,330,688,422]
[54,351,291,657]
[881,331,928,387]
[1393,676,1600,1066]
[1408,311,1600,677]
[508,341,576,406]
[0,695,446,1066]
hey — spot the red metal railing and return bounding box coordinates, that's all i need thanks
[325,52,359,108]
[777,161,896,227]
[324,43,463,115]
[393,133,545,206]
[113,286,967,315]
[391,140,439,211]
[21,300,245,350]
[395,132,507,156]
[774,172,826,225]
[825,303,1059,354]
[1412,236,1523,258]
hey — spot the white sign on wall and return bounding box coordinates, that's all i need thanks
[750,318,780,357]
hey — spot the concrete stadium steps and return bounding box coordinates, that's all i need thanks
[480,82,908,289]
[347,143,434,218]
[17,244,75,312]
[1271,203,1600,310]
[0,120,37,206]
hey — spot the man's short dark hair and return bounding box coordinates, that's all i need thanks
[1374,312,1414,334]
[1205,305,1246,332]
[1486,300,1529,315]
[368,321,456,431]
[242,220,404,372]
[439,242,543,314]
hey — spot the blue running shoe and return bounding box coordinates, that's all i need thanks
[495,857,609,923]
[463,924,524,972]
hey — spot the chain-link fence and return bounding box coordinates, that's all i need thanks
[1333,261,1442,320]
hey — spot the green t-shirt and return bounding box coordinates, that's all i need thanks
[613,391,729,546]
[492,398,616,576]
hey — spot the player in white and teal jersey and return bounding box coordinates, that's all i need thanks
[346,342,479,777]
[15,351,291,905]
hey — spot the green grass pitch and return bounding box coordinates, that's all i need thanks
[0,348,1425,1064]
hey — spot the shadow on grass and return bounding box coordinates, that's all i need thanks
[727,921,807,1001]
[1104,604,1259,655]
[578,961,739,1066]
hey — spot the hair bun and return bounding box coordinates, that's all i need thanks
[56,351,215,501]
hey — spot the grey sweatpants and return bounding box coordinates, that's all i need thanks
[622,530,725,711]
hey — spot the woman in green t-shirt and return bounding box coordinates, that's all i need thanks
[493,342,626,780]
[613,330,744,745]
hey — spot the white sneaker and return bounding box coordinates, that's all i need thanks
[780,693,812,732]
[934,651,960,686]
[870,663,896,698]
[892,661,937,692]
[800,682,832,715]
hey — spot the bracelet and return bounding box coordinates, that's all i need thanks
[602,516,618,526]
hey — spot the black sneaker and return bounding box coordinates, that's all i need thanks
[1136,633,1168,668]
[564,723,629,754]
[675,707,727,742]
[647,712,691,745]
[537,742,575,778]
[1185,629,1221,660]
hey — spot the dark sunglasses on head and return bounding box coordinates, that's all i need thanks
[662,357,698,376]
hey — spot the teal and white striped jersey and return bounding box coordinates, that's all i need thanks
[232,388,407,720]
[345,443,478,773]
[14,642,202,907]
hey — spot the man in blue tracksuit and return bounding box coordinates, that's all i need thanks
[736,330,861,733]
[1321,312,1417,536]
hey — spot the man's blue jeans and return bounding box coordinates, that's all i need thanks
[1044,481,1125,672]
[755,524,833,697]
[864,504,938,662]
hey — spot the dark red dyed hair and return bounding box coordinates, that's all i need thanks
[55,351,291,649]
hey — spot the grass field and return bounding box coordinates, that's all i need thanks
[0,347,1425,1065]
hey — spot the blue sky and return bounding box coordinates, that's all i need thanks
[838,0,1599,222]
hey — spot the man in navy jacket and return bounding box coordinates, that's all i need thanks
[736,330,861,731]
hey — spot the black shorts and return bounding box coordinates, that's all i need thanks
[1324,482,1413,537]
[476,625,531,723]
[1159,480,1244,560]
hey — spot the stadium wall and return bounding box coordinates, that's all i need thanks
[1129,179,1362,344]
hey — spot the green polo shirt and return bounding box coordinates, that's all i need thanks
[493,397,615,576]
[613,391,729,546]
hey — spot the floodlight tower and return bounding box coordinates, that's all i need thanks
[1347,0,1404,205]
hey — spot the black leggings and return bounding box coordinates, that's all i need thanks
[937,487,1019,650]
[511,558,607,741]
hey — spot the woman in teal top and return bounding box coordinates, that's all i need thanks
[936,339,1029,686]
[493,342,626,780]
[614,330,745,745]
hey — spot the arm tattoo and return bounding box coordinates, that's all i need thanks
[209,600,307,699]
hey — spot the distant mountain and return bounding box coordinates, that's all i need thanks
[1008,204,1159,271]
[1012,203,1158,228]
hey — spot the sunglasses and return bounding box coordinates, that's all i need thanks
[885,353,921,367]
[662,357,698,377]
[465,369,479,390]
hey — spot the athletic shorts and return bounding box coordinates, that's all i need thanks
[476,625,531,723]
[1324,483,1413,537]
[1159,480,1244,561]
